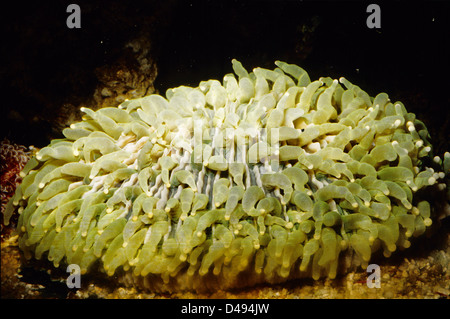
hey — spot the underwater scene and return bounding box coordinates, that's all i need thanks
[1,0,449,302]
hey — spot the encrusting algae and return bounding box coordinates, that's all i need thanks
[3,60,449,292]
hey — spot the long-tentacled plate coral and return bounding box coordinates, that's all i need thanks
[4,60,449,292]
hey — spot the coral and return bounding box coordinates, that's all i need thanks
[3,60,448,292]
[1,139,32,235]
[93,35,157,108]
